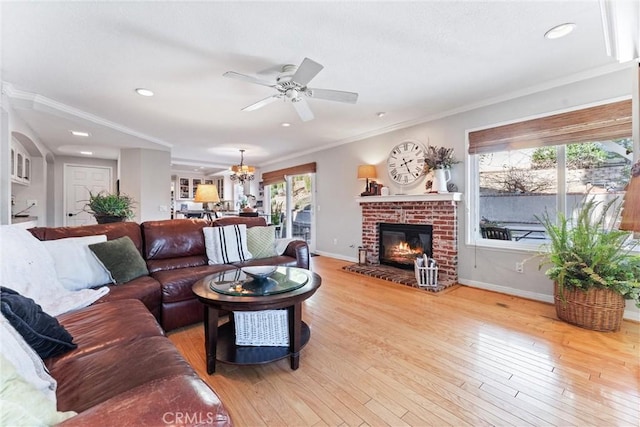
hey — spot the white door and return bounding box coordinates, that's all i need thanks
[65,165,112,226]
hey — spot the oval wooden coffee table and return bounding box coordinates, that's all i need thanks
[192,266,321,374]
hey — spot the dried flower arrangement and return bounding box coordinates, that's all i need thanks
[424,145,459,169]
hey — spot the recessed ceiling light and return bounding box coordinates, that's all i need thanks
[135,88,154,97]
[71,131,90,137]
[545,23,576,39]
[281,122,291,127]
[80,151,93,155]
[377,112,386,118]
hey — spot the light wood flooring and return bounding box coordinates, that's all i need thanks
[168,256,640,427]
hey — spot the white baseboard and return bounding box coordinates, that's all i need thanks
[459,278,640,322]
[313,250,356,263]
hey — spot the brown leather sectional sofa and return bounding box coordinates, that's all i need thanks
[30,216,310,331]
[27,216,310,426]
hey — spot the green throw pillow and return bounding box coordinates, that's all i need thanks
[246,226,277,259]
[89,236,149,284]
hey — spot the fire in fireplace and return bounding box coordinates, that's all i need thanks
[378,222,433,270]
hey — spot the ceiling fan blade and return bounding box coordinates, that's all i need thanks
[291,58,324,86]
[223,71,275,88]
[308,88,358,104]
[242,95,282,112]
[292,98,314,122]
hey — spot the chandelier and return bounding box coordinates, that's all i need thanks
[229,149,255,183]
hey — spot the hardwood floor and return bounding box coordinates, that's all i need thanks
[168,256,640,427]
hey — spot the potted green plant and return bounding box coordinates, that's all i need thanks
[86,190,135,224]
[537,197,640,331]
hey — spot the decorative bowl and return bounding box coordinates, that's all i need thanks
[242,266,277,280]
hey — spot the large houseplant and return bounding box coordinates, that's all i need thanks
[537,197,640,331]
[86,190,135,223]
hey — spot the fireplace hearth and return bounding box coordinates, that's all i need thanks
[379,222,432,270]
[359,195,459,283]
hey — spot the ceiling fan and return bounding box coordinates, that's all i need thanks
[223,57,358,122]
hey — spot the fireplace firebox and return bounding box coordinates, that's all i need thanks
[378,222,433,270]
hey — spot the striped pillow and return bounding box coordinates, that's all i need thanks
[203,225,253,264]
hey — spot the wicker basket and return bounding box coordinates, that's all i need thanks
[554,282,625,332]
[234,310,289,346]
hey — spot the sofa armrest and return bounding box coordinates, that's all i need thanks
[283,240,310,269]
[57,375,231,427]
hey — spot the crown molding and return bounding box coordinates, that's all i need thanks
[261,62,634,168]
[2,83,173,149]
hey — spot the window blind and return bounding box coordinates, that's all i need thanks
[468,99,632,154]
[261,162,317,185]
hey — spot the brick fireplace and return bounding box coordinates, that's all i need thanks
[359,194,460,283]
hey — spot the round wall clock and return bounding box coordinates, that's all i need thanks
[387,140,426,185]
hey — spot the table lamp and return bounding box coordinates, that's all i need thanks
[193,184,220,220]
[357,165,377,195]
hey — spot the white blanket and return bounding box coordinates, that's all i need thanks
[275,238,302,256]
[0,226,109,316]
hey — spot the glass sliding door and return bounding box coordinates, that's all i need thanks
[266,173,315,252]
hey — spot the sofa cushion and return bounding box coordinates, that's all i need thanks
[1,225,108,316]
[47,300,164,370]
[152,264,236,304]
[29,221,144,254]
[247,226,278,259]
[50,336,196,413]
[89,236,149,284]
[203,224,253,264]
[95,276,162,321]
[42,235,112,290]
[142,218,210,262]
[212,216,267,228]
[0,287,77,359]
[0,354,77,426]
[56,375,230,427]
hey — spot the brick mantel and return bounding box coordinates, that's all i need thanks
[359,195,460,283]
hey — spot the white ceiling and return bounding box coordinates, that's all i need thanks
[0,1,630,175]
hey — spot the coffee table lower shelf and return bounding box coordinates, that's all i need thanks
[215,321,310,366]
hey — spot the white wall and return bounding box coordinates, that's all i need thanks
[262,67,639,320]
[121,148,171,222]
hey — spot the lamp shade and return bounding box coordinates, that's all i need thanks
[357,164,377,180]
[193,184,220,203]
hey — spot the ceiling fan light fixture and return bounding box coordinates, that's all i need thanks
[544,23,576,39]
[229,149,256,183]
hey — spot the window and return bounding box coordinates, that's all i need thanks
[468,99,633,245]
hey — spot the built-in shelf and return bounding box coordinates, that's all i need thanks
[356,193,462,203]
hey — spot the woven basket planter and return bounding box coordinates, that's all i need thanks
[554,282,625,332]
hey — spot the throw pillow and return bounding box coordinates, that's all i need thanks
[0,354,77,425]
[0,225,109,316]
[246,226,277,259]
[41,235,113,290]
[89,236,149,284]
[0,287,77,359]
[0,314,57,402]
[203,224,253,264]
